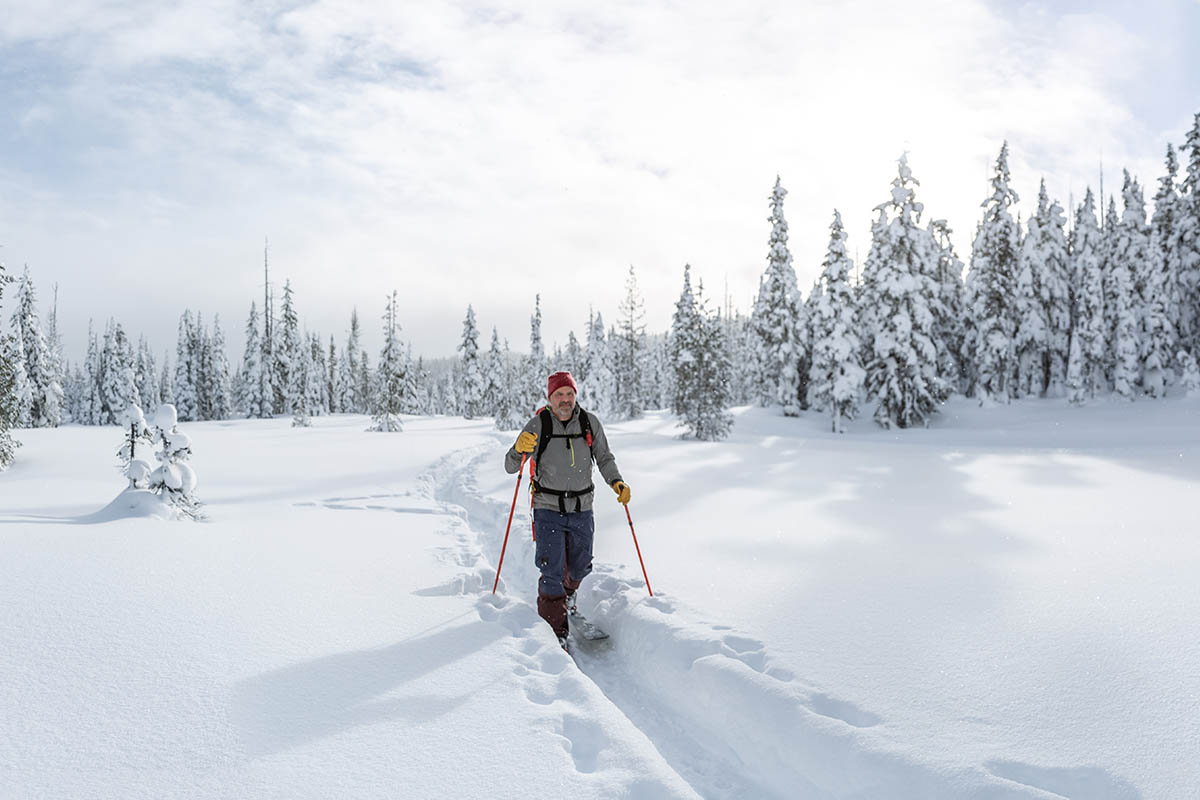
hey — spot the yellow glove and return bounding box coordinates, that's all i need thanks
[515,431,538,454]
[611,481,631,505]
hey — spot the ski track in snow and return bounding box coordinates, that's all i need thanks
[411,441,1064,800]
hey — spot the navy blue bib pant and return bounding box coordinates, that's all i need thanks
[533,508,594,638]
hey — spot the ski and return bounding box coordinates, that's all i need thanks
[569,611,609,641]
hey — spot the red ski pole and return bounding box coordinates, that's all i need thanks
[624,503,653,596]
[493,454,527,594]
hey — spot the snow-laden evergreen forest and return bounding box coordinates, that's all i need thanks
[4,118,1200,464]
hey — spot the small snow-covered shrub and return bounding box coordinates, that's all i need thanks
[117,404,154,487]
[146,403,203,519]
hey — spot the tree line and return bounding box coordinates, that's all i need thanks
[3,112,1200,469]
[747,115,1200,432]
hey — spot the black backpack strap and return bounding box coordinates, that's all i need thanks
[532,407,553,478]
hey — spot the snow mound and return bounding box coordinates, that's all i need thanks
[80,488,179,523]
[152,404,178,430]
[126,458,152,485]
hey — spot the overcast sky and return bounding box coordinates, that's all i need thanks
[2,0,1198,364]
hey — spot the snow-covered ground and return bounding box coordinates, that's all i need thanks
[2,398,1197,799]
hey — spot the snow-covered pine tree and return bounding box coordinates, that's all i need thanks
[959,249,980,398]
[260,309,275,415]
[261,244,276,416]
[928,219,968,393]
[642,333,671,411]
[291,332,313,427]
[10,346,32,428]
[208,315,232,420]
[239,302,270,418]
[228,362,245,419]
[1067,189,1107,404]
[750,284,773,404]
[334,348,352,415]
[750,176,804,415]
[1174,113,1200,356]
[727,311,757,406]
[968,142,1021,404]
[1111,259,1140,400]
[9,267,62,427]
[274,280,300,415]
[670,265,701,421]
[580,311,615,416]
[369,291,405,432]
[357,350,372,416]
[44,284,65,421]
[1109,172,1151,400]
[614,266,647,420]
[563,330,584,385]
[660,332,677,410]
[1012,191,1051,398]
[491,337,524,429]
[401,343,421,414]
[457,305,484,419]
[698,290,734,439]
[172,311,198,421]
[482,326,505,421]
[62,363,85,426]
[862,155,946,428]
[82,321,103,425]
[346,308,365,413]
[0,262,21,468]
[1142,151,1181,397]
[523,295,547,415]
[0,334,18,463]
[425,370,447,417]
[1147,144,1185,362]
[101,320,138,425]
[308,333,328,417]
[135,335,160,412]
[1014,189,1050,397]
[808,210,865,433]
[1023,181,1073,397]
[191,313,209,420]
[327,335,338,414]
[286,324,307,424]
[669,268,733,440]
[147,403,202,519]
[159,353,172,416]
[797,280,818,410]
[1100,196,1123,390]
[1139,268,1172,397]
[413,356,433,416]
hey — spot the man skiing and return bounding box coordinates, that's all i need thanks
[505,371,630,647]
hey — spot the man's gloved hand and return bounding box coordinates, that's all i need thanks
[611,480,631,505]
[515,431,538,454]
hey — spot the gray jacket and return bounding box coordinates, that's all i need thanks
[505,406,623,512]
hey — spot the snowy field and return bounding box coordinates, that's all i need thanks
[1,399,1198,800]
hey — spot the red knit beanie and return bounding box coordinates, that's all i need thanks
[546,371,577,398]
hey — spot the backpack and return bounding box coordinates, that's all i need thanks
[530,405,595,512]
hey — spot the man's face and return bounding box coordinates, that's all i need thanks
[550,386,576,420]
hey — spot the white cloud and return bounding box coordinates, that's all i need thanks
[0,0,1196,365]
